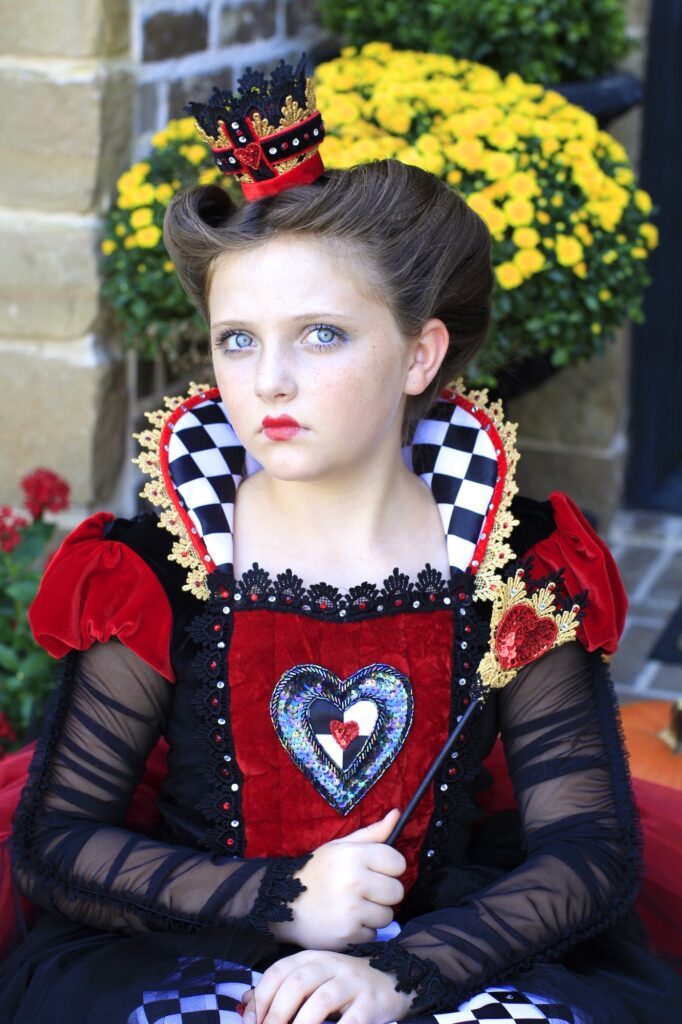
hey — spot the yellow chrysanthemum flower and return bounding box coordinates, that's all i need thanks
[574,223,594,246]
[631,246,648,260]
[603,250,619,264]
[130,207,154,229]
[640,223,659,249]
[101,239,117,256]
[599,289,613,302]
[591,323,602,335]
[503,197,534,227]
[163,260,175,273]
[136,225,162,249]
[482,151,516,180]
[495,261,523,290]
[556,236,584,267]
[634,189,653,215]
[507,172,539,199]
[488,125,517,150]
[573,261,588,279]
[179,144,208,166]
[115,224,127,237]
[155,183,175,203]
[512,227,540,249]
[513,248,546,277]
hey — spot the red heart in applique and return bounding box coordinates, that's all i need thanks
[495,603,558,670]
[330,719,360,750]
[238,142,263,169]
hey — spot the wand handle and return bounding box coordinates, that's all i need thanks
[386,698,480,847]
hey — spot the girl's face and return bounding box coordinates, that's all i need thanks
[207,234,421,485]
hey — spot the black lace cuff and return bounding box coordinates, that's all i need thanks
[248,854,312,934]
[346,940,455,1014]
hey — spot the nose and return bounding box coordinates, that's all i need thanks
[253,340,298,402]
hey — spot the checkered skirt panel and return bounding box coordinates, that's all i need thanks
[128,960,577,1024]
[165,392,500,574]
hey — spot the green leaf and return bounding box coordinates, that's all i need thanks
[5,579,39,605]
[0,644,20,672]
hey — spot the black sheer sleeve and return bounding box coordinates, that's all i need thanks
[348,643,641,1012]
[11,641,310,936]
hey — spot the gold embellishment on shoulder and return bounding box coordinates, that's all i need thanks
[447,379,521,603]
[478,569,581,690]
[133,382,213,602]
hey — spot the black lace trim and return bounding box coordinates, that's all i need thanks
[190,571,245,856]
[346,940,456,1013]
[248,853,313,933]
[232,562,455,621]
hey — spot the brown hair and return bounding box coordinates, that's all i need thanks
[163,159,493,432]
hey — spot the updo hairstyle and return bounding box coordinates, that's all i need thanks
[163,159,493,433]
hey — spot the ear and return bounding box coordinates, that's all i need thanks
[403,318,450,396]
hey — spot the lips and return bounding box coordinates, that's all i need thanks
[262,414,303,441]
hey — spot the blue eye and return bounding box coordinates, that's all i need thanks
[307,324,347,350]
[214,330,253,353]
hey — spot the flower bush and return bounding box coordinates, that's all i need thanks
[100,45,656,385]
[317,0,633,85]
[0,470,70,754]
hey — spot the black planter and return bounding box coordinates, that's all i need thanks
[549,71,644,127]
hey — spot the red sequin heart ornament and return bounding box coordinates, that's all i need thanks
[495,603,558,669]
[237,142,263,169]
[330,719,360,750]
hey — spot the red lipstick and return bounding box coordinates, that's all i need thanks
[261,415,303,441]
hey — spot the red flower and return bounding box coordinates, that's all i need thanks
[0,505,29,553]
[21,468,70,521]
[0,713,16,744]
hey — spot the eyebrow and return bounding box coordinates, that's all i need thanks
[210,313,359,330]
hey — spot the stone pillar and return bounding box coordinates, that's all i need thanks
[505,0,651,529]
[0,0,134,510]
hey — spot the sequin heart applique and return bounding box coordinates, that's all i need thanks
[496,604,558,669]
[237,142,263,169]
[270,664,413,814]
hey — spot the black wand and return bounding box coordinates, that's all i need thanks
[386,697,481,847]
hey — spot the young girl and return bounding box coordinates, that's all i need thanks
[0,57,679,1024]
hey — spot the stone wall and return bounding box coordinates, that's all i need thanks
[0,0,134,510]
[506,0,652,528]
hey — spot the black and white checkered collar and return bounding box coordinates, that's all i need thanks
[154,384,517,584]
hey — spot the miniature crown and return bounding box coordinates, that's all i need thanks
[186,54,326,202]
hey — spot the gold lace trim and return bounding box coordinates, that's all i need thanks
[478,569,582,691]
[445,379,520,604]
[133,382,213,602]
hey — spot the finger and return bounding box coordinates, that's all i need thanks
[360,873,404,906]
[261,964,335,1024]
[344,808,400,845]
[252,954,311,1024]
[358,901,394,931]
[290,979,348,1024]
[362,845,407,877]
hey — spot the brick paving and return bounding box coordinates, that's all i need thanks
[606,510,682,702]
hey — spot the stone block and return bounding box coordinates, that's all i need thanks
[610,622,661,686]
[285,0,321,36]
[0,343,127,506]
[0,0,130,58]
[652,551,682,607]
[609,105,644,170]
[0,67,135,214]
[136,82,160,136]
[0,214,100,340]
[219,0,277,46]
[513,443,627,531]
[169,70,232,120]
[143,9,209,62]
[627,0,652,32]
[507,330,630,450]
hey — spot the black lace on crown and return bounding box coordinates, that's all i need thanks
[186,54,311,140]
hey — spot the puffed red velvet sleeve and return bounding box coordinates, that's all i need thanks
[28,512,175,681]
[525,491,627,655]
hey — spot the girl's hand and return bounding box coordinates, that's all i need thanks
[270,809,406,950]
[242,951,414,1024]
